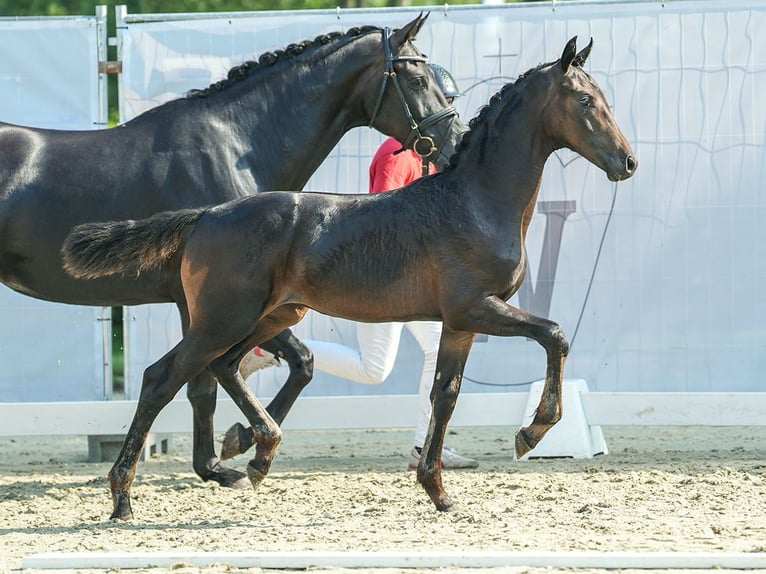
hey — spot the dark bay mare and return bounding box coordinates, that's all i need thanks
[63,37,636,518]
[0,14,462,489]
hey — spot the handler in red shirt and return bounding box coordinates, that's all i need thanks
[368,136,436,193]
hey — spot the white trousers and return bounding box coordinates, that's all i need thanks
[304,320,442,449]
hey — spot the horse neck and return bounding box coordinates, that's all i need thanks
[190,36,377,191]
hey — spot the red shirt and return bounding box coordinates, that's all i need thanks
[368,137,436,194]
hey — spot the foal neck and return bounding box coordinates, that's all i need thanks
[453,72,554,223]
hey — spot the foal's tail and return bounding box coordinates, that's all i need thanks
[62,208,206,280]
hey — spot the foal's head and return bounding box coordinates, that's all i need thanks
[542,37,637,181]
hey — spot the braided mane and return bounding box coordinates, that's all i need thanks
[186,25,380,99]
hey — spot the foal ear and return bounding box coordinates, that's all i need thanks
[560,36,578,72]
[391,11,429,47]
[572,38,594,68]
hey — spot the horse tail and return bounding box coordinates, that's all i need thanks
[62,208,206,280]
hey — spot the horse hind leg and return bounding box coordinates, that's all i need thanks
[186,371,250,489]
[223,328,314,460]
[208,355,282,489]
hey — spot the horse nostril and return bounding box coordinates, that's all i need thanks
[625,155,637,174]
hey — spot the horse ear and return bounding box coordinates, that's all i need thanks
[391,12,429,47]
[572,38,594,68]
[560,36,578,72]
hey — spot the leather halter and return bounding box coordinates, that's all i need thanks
[368,27,458,172]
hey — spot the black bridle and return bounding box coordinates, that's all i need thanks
[368,27,459,174]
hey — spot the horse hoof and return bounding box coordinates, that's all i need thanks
[434,495,454,512]
[246,462,268,489]
[110,496,134,521]
[220,422,252,460]
[203,464,250,489]
[515,428,535,458]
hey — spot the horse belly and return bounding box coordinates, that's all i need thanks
[297,265,438,323]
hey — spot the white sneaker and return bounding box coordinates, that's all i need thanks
[239,346,281,380]
[408,446,478,470]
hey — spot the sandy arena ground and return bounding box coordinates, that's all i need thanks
[1,425,765,574]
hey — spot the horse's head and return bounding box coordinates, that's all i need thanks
[544,37,637,182]
[363,14,465,170]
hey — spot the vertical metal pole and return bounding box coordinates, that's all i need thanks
[115,5,127,125]
[95,5,108,127]
[115,5,132,398]
[96,5,114,401]
[99,307,113,400]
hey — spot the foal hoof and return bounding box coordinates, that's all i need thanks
[515,428,535,459]
[246,462,268,489]
[220,422,253,461]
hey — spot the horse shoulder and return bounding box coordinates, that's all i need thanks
[0,126,45,197]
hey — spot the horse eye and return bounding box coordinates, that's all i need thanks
[579,95,592,108]
[410,76,428,91]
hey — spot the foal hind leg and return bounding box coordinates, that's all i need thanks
[110,344,211,520]
[209,310,310,484]
[221,307,312,459]
[178,297,249,489]
[222,328,314,459]
[416,330,475,512]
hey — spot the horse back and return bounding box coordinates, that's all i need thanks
[180,190,447,324]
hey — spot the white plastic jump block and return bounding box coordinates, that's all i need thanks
[518,379,607,459]
[87,433,172,463]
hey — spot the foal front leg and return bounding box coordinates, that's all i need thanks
[514,324,568,458]
[417,330,475,512]
[452,296,569,459]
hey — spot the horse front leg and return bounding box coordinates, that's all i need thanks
[453,295,569,459]
[417,329,475,512]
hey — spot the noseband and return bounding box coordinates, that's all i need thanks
[368,27,458,172]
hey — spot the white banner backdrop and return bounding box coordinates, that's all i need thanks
[0,13,108,402]
[119,1,765,401]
